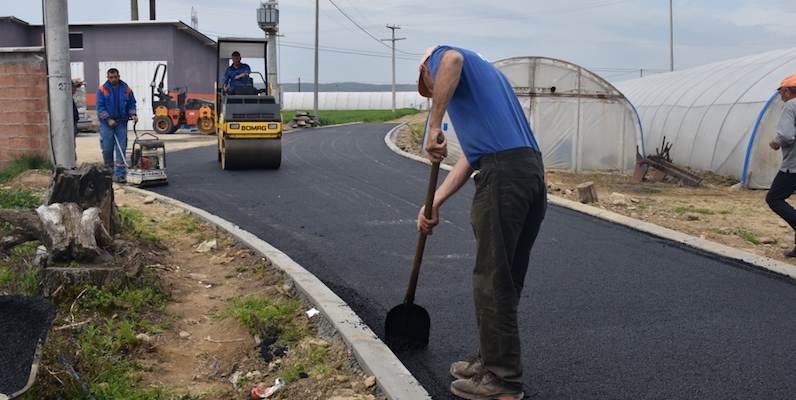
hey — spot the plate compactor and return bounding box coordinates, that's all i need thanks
[116,122,169,187]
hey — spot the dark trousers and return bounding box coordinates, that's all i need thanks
[470,147,547,390]
[766,171,796,243]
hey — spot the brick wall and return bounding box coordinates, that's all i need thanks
[0,49,49,170]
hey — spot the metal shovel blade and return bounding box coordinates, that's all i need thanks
[385,302,431,350]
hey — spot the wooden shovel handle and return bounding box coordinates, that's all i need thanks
[404,133,444,305]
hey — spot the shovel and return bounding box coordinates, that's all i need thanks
[384,133,444,350]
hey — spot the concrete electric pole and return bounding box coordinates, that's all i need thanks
[381,25,404,113]
[43,0,76,167]
[314,0,319,120]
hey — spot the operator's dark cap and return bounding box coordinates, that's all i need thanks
[231,51,241,57]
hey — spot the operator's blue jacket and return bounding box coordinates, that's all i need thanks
[96,80,137,125]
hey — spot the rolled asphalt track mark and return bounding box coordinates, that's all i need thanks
[118,123,796,399]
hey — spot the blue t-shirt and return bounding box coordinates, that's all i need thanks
[427,45,539,169]
[222,63,252,88]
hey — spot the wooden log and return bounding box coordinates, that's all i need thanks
[576,181,599,204]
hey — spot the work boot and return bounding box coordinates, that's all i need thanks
[450,371,524,400]
[450,356,483,379]
[785,247,796,258]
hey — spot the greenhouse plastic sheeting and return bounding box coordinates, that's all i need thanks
[282,91,428,111]
[424,56,641,174]
[615,47,796,189]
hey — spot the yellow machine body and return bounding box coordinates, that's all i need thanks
[212,37,283,170]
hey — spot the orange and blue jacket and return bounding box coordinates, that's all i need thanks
[96,80,137,125]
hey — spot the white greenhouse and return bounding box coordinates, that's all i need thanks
[282,91,428,111]
[615,47,796,189]
[428,56,643,174]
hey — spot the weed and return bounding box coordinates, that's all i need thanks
[0,267,14,284]
[223,294,305,345]
[732,229,761,245]
[118,206,163,242]
[711,228,761,245]
[0,187,42,209]
[674,206,714,215]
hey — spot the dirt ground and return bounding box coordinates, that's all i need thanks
[390,112,796,264]
[8,113,796,398]
[6,169,382,400]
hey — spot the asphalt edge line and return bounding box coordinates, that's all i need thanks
[121,186,431,400]
[384,123,796,279]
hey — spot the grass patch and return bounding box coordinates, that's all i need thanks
[118,206,163,242]
[712,228,761,245]
[673,206,714,215]
[281,108,421,127]
[0,188,42,209]
[22,269,177,399]
[0,154,52,184]
[223,294,306,345]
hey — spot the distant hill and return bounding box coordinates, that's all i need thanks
[281,82,416,92]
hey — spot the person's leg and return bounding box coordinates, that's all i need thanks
[468,150,545,392]
[112,123,129,179]
[766,171,796,232]
[99,124,115,170]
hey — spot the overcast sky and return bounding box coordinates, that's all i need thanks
[5,0,796,85]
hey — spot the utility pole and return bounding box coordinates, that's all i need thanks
[669,0,673,71]
[43,0,75,167]
[313,0,319,120]
[381,25,404,113]
[131,0,139,20]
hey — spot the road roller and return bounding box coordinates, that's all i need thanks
[210,37,282,170]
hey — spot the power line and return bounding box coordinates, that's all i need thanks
[327,0,414,55]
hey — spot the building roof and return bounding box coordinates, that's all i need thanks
[0,16,216,47]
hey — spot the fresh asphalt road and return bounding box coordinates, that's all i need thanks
[149,123,796,399]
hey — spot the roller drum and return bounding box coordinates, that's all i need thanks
[222,138,281,170]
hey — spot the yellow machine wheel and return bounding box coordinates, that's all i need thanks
[197,117,215,135]
[153,116,173,135]
[221,138,281,170]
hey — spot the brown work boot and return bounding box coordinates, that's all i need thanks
[450,371,524,400]
[450,356,483,379]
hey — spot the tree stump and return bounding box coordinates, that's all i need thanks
[0,164,119,264]
[576,181,599,204]
[47,164,121,235]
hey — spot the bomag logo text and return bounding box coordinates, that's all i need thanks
[240,125,269,131]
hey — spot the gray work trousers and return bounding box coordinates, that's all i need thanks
[470,146,547,391]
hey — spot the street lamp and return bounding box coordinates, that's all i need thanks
[257,1,280,101]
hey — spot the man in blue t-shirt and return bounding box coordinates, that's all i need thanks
[221,51,251,95]
[416,45,547,400]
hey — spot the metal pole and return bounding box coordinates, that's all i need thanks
[382,25,404,113]
[669,0,673,71]
[43,0,75,167]
[313,0,319,121]
[131,0,139,20]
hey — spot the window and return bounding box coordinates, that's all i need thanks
[69,32,83,50]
